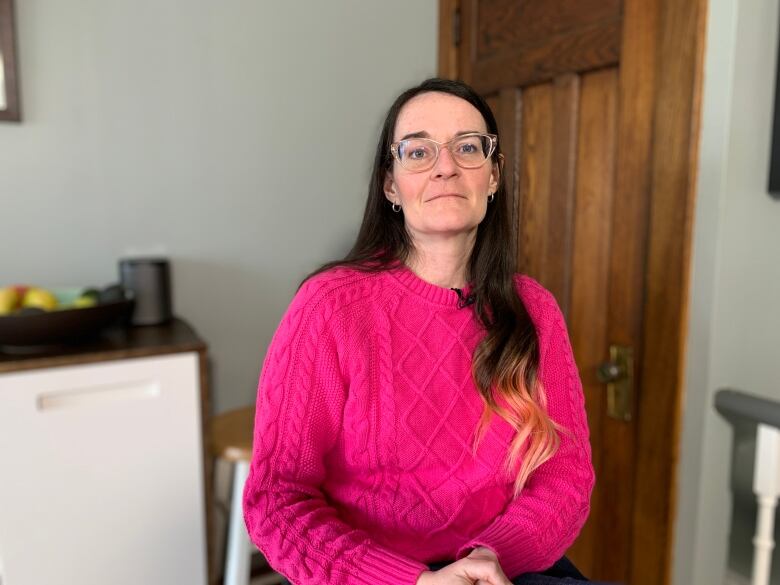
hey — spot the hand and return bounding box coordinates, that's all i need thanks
[467,547,511,585]
[415,547,512,585]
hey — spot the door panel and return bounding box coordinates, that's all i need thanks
[475,0,622,59]
[462,0,622,93]
[517,83,553,288]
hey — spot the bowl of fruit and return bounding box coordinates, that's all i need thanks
[0,284,135,349]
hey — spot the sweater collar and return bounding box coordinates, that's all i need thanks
[387,262,475,308]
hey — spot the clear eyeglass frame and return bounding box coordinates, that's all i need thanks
[390,132,498,173]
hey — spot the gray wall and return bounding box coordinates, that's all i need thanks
[674,0,780,583]
[0,1,437,413]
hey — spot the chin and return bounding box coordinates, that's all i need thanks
[420,219,480,236]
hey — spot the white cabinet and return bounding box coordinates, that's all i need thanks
[0,352,208,585]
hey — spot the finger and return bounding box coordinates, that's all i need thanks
[468,550,495,562]
[462,563,512,585]
[467,547,500,565]
[468,577,509,585]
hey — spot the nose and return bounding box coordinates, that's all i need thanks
[431,144,459,178]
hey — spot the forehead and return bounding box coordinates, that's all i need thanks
[393,92,488,140]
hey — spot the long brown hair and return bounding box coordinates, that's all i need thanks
[303,78,559,493]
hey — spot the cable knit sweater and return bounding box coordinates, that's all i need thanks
[243,264,594,584]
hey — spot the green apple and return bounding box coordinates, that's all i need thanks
[22,287,59,311]
[0,287,21,316]
[72,295,98,309]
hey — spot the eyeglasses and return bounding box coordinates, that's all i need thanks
[390,132,497,173]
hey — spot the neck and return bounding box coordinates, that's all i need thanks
[405,230,476,289]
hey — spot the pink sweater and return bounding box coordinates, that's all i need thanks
[243,264,594,584]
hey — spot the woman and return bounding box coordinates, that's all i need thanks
[243,78,597,585]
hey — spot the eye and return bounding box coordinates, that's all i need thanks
[453,136,485,156]
[400,140,434,161]
[457,142,479,155]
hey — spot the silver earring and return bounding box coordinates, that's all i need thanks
[392,202,401,213]
[487,193,495,203]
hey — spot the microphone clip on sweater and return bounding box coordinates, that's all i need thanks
[450,287,476,309]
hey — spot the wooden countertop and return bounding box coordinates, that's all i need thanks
[0,317,207,374]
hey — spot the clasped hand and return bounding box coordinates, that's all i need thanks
[415,547,512,585]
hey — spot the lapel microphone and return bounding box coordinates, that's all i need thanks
[450,287,476,309]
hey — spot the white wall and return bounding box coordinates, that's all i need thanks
[675,0,780,583]
[0,1,437,413]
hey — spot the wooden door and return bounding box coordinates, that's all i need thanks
[440,1,706,584]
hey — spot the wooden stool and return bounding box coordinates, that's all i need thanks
[210,406,255,585]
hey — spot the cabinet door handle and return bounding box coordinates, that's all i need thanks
[37,380,160,411]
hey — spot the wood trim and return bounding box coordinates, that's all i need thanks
[0,343,205,374]
[438,0,460,79]
[609,0,658,372]
[0,0,21,122]
[630,0,707,581]
[496,87,522,267]
[0,318,207,373]
[606,0,660,576]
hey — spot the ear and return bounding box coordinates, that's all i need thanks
[489,154,503,194]
[383,171,397,203]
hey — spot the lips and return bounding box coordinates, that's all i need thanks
[427,193,465,202]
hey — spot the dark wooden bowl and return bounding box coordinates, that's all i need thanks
[0,298,135,349]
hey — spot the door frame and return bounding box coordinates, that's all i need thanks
[438,0,707,582]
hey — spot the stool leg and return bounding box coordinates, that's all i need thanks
[225,460,252,585]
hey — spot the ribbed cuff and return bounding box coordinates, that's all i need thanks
[456,520,545,578]
[356,547,429,584]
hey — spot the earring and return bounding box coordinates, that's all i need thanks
[487,193,495,203]
[392,202,402,213]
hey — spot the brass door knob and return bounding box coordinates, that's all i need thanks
[598,345,634,421]
[597,361,627,384]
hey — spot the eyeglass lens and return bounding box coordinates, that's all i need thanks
[396,134,494,171]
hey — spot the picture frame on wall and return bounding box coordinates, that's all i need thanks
[0,0,20,122]
[769,8,780,199]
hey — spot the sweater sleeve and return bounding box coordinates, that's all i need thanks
[242,278,428,585]
[455,282,595,578]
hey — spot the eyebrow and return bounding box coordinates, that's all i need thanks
[398,130,484,141]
